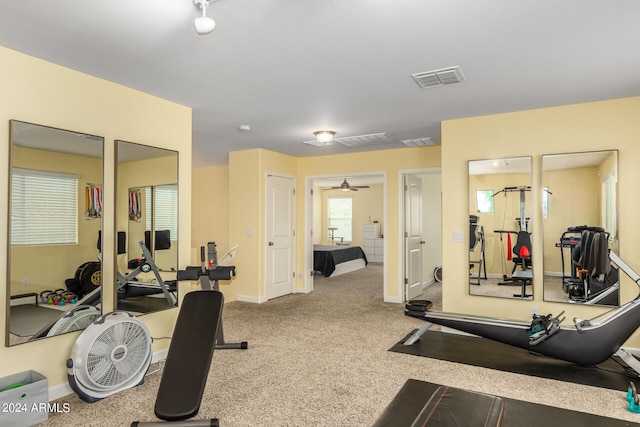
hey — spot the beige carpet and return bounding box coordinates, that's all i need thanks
[42,264,636,426]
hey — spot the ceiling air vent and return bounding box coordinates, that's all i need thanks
[402,137,437,147]
[302,139,335,147]
[411,66,464,88]
[332,133,394,147]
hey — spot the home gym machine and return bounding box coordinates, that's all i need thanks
[176,242,248,350]
[403,250,640,377]
[493,186,535,298]
[29,240,177,340]
[469,215,487,286]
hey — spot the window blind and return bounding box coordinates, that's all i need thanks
[11,168,79,245]
[146,184,178,240]
[601,174,616,240]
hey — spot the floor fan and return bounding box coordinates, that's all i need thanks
[67,311,152,403]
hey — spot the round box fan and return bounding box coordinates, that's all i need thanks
[67,311,152,403]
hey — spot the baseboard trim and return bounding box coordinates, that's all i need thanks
[237,294,267,303]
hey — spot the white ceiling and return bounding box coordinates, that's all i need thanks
[1,1,639,167]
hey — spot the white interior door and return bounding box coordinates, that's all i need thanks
[405,174,424,300]
[266,174,295,300]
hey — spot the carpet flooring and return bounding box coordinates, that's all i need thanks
[40,264,640,426]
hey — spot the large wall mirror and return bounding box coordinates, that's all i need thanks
[7,120,104,346]
[468,157,533,300]
[115,140,178,315]
[542,150,619,307]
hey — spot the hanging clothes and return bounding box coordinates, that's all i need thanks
[129,190,142,221]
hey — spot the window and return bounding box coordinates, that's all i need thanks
[475,190,495,213]
[542,187,549,219]
[601,175,616,240]
[11,168,78,245]
[327,196,352,242]
[146,184,178,240]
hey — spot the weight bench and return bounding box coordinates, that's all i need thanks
[512,269,532,298]
[132,290,224,426]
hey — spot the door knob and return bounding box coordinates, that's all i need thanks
[420,241,426,244]
[268,241,274,246]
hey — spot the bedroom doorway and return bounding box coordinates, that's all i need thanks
[304,172,386,297]
[400,168,442,302]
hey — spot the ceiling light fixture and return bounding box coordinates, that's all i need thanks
[314,130,336,144]
[194,0,216,35]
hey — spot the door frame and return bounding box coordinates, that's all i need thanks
[304,171,386,295]
[265,171,296,300]
[398,167,442,302]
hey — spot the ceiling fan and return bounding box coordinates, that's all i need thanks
[331,178,370,192]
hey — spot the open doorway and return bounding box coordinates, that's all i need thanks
[400,168,442,303]
[304,172,386,298]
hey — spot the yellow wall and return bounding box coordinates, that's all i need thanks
[0,46,192,387]
[219,146,441,302]
[441,96,640,346]
[298,147,441,301]
[191,165,232,295]
[228,149,297,302]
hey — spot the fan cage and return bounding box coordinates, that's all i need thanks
[83,320,151,390]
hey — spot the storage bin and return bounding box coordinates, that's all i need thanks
[0,370,48,427]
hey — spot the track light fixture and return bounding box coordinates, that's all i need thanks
[194,0,216,35]
[314,130,336,144]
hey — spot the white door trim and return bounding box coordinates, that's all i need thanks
[398,167,442,302]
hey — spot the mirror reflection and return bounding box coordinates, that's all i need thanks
[542,150,619,306]
[468,157,533,300]
[116,141,178,315]
[7,120,103,346]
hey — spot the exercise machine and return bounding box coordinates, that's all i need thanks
[469,215,487,286]
[492,186,535,297]
[560,225,620,306]
[132,244,245,425]
[403,251,640,376]
[30,240,177,340]
[116,240,177,307]
[176,242,248,350]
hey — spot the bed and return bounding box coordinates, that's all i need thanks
[313,245,368,277]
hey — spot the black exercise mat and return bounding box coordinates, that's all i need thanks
[373,379,639,427]
[390,329,634,391]
[117,296,175,314]
[9,305,63,337]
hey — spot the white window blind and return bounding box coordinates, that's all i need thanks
[146,184,178,240]
[11,168,78,245]
[328,196,352,242]
[601,174,616,240]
